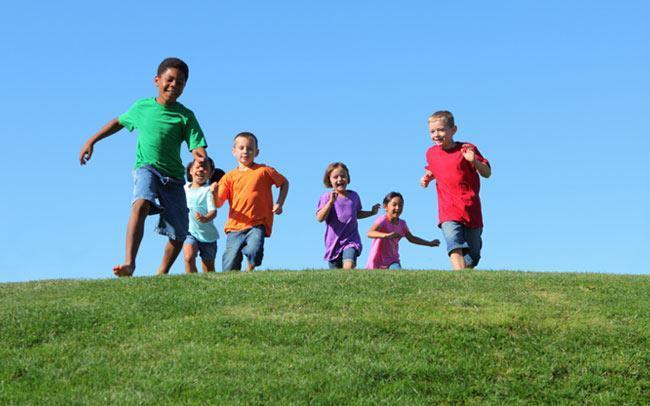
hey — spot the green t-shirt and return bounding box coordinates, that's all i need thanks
[118,98,207,179]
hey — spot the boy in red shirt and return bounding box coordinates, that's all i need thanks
[420,111,491,270]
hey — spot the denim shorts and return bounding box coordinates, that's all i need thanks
[222,225,266,271]
[133,165,188,241]
[440,221,483,268]
[184,234,217,261]
[328,247,359,269]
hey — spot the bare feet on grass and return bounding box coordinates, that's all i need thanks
[113,264,134,277]
[246,263,255,272]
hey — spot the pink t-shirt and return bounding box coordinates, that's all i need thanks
[365,216,410,269]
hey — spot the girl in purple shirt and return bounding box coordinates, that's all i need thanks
[366,192,440,269]
[316,162,379,269]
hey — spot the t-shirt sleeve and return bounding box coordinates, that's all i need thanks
[265,167,287,187]
[207,189,216,212]
[374,215,387,231]
[400,220,410,237]
[354,191,363,212]
[184,111,207,151]
[117,100,143,132]
[424,148,435,173]
[317,192,329,211]
[472,145,490,167]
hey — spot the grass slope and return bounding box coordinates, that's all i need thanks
[1,270,649,403]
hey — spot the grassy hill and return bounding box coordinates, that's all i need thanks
[1,270,649,403]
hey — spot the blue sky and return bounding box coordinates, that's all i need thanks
[1,1,649,282]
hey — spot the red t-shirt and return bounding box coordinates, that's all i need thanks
[425,142,489,228]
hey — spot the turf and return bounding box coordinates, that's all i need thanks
[1,270,648,403]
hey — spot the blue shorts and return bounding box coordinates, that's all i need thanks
[328,247,359,269]
[133,165,188,241]
[222,225,266,271]
[440,221,483,268]
[184,234,217,261]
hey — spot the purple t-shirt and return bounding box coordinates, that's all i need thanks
[317,190,363,261]
[365,216,410,269]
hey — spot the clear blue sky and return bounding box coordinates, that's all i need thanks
[1,1,649,282]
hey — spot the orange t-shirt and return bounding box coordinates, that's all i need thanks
[217,163,287,237]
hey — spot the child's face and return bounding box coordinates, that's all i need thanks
[384,196,404,220]
[232,136,259,167]
[428,119,457,149]
[190,160,212,185]
[154,67,186,105]
[329,167,349,193]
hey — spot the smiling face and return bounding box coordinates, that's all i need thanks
[154,67,186,105]
[232,135,259,167]
[189,159,213,186]
[328,167,349,193]
[384,196,404,221]
[428,118,457,149]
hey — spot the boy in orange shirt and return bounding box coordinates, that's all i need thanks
[214,132,289,271]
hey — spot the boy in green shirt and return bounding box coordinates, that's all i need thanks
[79,57,208,277]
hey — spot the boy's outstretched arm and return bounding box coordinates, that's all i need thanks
[405,230,440,247]
[79,118,124,165]
[273,180,289,215]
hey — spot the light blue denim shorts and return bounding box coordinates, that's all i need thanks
[184,234,217,261]
[133,165,189,241]
[222,225,266,271]
[328,247,359,269]
[440,221,483,268]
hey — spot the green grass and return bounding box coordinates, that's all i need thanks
[1,270,649,403]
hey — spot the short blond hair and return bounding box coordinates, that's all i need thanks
[428,110,455,128]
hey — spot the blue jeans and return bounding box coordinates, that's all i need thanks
[132,165,188,241]
[440,221,483,268]
[222,225,265,271]
[184,234,217,261]
[328,248,359,269]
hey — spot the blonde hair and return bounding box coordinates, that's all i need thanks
[428,110,455,128]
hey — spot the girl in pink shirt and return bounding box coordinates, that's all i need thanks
[365,192,440,269]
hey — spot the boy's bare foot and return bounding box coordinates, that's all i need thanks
[246,263,255,272]
[113,264,134,277]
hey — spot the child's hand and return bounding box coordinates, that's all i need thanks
[328,191,337,204]
[429,239,441,247]
[209,182,218,193]
[194,212,208,223]
[273,203,283,215]
[371,203,380,215]
[79,142,94,165]
[461,144,476,163]
[420,170,433,187]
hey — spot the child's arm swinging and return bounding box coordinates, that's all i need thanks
[273,180,289,215]
[79,118,124,165]
[195,209,216,223]
[367,222,400,239]
[405,230,440,247]
[358,203,380,219]
[316,191,337,222]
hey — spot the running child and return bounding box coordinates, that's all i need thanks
[183,157,224,273]
[420,110,491,270]
[79,57,208,277]
[316,162,380,269]
[214,132,289,271]
[365,192,440,269]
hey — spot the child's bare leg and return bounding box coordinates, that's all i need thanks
[183,243,199,274]
[156,239,184,275]
[201,259,215,273]
[114,199,150,277]
[342,260,356,270]
[449,249,466,271]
